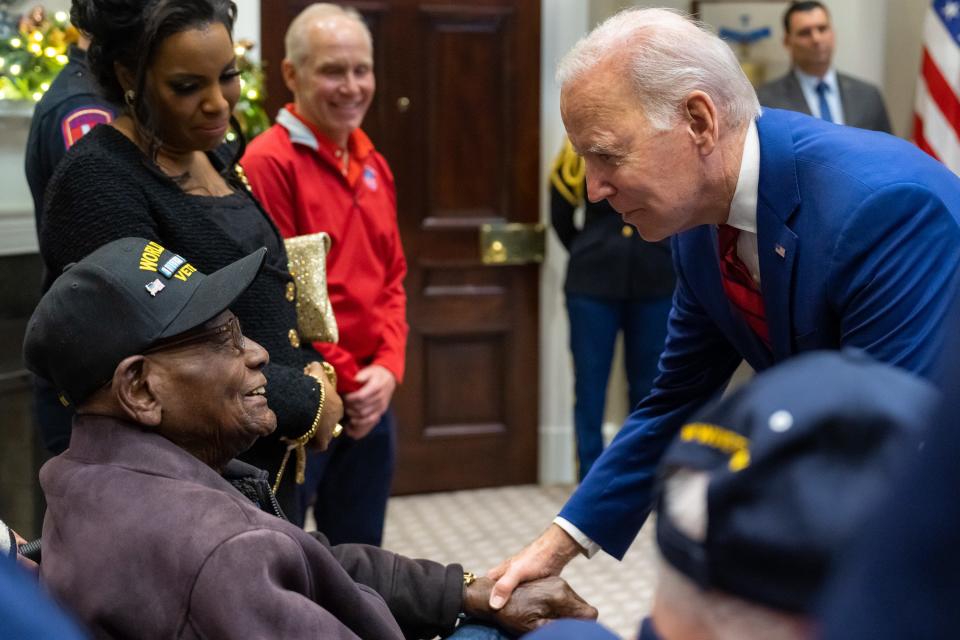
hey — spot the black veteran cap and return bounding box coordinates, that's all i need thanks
[23,237,266,405]
[655,349,940,614]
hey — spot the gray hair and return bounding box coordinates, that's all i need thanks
[655,558,807,640]
[556,7,760,131]
[285,2,372,68]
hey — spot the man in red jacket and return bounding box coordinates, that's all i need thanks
[242,2,407,545]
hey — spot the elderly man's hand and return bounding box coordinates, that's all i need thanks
[463,575,597,635]
[344,364,396,438]
[486,525,583,609]
[303,365,343,452]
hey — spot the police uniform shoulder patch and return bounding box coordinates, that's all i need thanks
[61,106,113,150]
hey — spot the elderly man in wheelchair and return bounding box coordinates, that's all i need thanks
[14,237,597,639]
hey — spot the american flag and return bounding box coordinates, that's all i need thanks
[916,0,960,172]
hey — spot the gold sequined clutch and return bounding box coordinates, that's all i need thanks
[283,232,339,343]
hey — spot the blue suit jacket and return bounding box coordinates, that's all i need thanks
[558,108,960,559]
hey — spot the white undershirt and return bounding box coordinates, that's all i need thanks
[552,119,762,558]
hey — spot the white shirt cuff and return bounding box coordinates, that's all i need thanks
[553,516,600,558]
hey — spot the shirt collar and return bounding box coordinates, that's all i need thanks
[793,66,838,93]
[725,119,760,233]
[275,104,373,161]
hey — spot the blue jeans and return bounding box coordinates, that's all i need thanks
[449,622,514,639]
[294,409,396,546]
[566,293,672,480]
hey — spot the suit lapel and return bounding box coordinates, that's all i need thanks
[784,73,812,116]
[756,110,801,362]
[836,73,858,127]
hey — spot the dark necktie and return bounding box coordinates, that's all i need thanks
[816,81,834,123]
[718,225,770,347]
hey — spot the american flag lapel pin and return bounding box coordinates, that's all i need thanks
[774,244,786,258]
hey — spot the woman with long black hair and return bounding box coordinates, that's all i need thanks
[39,0,338,521]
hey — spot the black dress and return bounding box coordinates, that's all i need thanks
[40,124,322,515]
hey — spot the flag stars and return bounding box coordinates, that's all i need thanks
[944,1,960,20]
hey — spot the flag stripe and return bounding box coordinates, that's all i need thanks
[922,48,960,142]
[915,3,960,175]
[916,76,960,169]
[914,113,939,160]
[925,6,960,97]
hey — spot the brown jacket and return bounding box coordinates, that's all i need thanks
[40,415,462,639]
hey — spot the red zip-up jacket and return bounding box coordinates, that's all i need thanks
[241,106,408,392]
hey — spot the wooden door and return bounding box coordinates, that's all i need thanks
[260,0,541,493]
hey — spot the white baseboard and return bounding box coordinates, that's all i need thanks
[539,424,576,485]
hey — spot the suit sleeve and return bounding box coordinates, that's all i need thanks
[829,183,960,376]
[869,86,893,134]
[557,248,742,558]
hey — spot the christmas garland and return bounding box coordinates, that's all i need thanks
[0,5,269,140]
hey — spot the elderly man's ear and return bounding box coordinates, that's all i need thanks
[683,90,720,155]
[112,355,163,427]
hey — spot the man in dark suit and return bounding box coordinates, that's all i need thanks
[757,1,891,133]
[486,7,960,611]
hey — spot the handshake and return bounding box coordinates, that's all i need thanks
[462,574,597,635]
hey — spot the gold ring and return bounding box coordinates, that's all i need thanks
[332,424,343,438]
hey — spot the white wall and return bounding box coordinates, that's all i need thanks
[537,0,589,484]
[830,0,889,87]
[884,0,927,138]
[235,0,262,59]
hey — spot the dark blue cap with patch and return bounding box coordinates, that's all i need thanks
[655,349,940,613]
[23,237,266,405]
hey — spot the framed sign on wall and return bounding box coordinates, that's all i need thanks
[693,0,791,87]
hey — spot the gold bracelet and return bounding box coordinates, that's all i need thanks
[272,377,326,494]
[315,362,342,438]
[320,361,337,387]
[463,571,476,586]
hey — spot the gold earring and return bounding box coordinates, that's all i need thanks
[124,89,136,106]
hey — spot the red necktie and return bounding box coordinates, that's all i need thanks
[718,225,770,347]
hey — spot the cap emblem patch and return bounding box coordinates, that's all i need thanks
[139,240,196,281]
[680,422,752,472]
[159,254,186,279]
[145,279,165,297]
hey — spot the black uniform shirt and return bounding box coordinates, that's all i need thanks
[25,45,117,232]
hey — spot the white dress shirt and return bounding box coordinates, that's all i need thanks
[794,67,845,125]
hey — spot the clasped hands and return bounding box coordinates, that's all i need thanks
[485,524,586,615]
[463,574,597,634]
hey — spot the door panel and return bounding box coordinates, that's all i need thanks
[260,0,540,493]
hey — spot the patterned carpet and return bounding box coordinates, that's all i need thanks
[382,485,657,638]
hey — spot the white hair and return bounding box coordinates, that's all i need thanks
[556,7,760,131]
[655,559,807,640]
[285,3,372,68]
